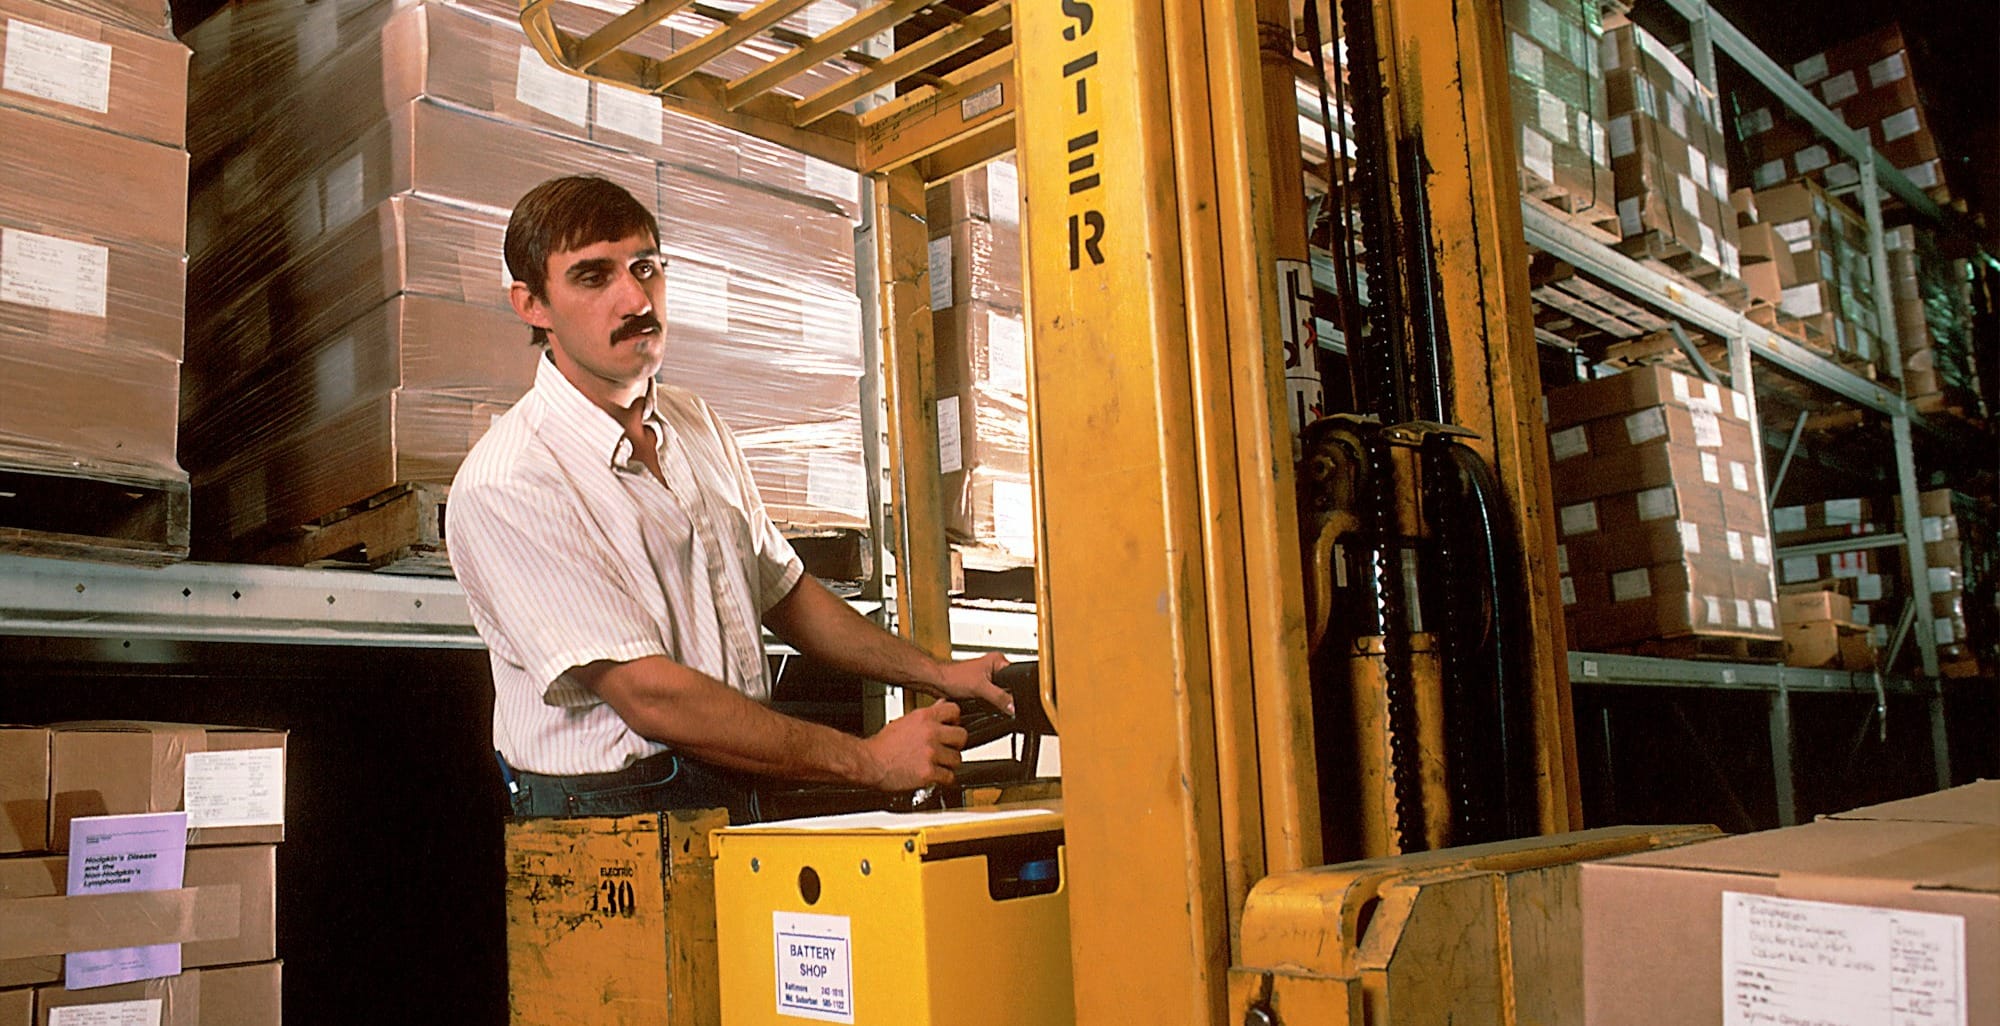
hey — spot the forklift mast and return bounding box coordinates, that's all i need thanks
[518,0,1586,1021]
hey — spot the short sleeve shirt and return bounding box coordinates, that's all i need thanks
[451,355,805,775]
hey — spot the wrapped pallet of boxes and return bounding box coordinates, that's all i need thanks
[929,159,1034,563]
[0,0,190,558]
[179,0,871,558]
[1583,780,2000,1026]
[0,722,285,1024]
[1737,24,1951,202]
[1599,19,1743,304]
[1885,224,1983,411]
[1504,0,1615,227]
[1547,367,1779,653]
[1746,179,1882,371]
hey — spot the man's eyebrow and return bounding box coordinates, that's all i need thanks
[629,250,660,265]
[564,257,618,282]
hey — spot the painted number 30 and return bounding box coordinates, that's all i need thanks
[592,879,637,917]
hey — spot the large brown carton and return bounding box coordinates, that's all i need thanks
[1544,365,1750,430]
[48,723,286,851]
[928,157,1020,230]
[0,728,49,854]
[928,218,1023,313]
[1583,781,1999,1026]
[1503,0,1614,219]
[196,961,281,1026]
[1567,558,1778,649]
[0,0,187,147]
[1601,21,1741,284]
[35,962,280,1025]
[0,105,186,255]
[0,987,24,1026]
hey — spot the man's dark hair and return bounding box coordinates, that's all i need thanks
[505,176,662,347]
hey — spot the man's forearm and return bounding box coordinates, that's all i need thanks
[585,655,882,785]
[763,576,944,692]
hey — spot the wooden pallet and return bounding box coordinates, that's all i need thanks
[789,530,874,586]
[1619,633,1785,664]
[245,481,451,574]
[1523,183,1621,246]
[0,457,190,565]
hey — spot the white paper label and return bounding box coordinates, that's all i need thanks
[1739,107,1774,136]
[1671,372,1692,402]
[1511,33,1544,82]
[1680,520,1703,554]
[1823,497,1862,524]
[1667,97,1687,137]
[1690,408,1722,448]
[985,160,1019,226]
[1930,566,1957,595]
[1754,599,1775,630]
[986,310,1027,393]
[991,478,1033,553]
[1538,90,1570,143]
[1618,196,1641,238]
[1723,891,1966,1026]
[516,45,588,127]
[1793,53,1828,85]
[1522,126,1555,183]
[1556,543,1569,574]
[1935,617,1956,645]
[1820,69,1859,106]
[1549,426,1589,461]
[1700,595,1722,625]
[1711,162,1730,200]
[1689,147,1709,188]
[1731,392,1749,421]
[1560,501,1599,536]
[1526,0,1562,48]
[936,396,963,474]
[1922,516,1947,543]
[1905,160,1941,189]
[1869,52,1907,88]
[1625,407,1668,445]
[1774,506,1807,533]
[1826,161,1860,188]
[1754,159,1786,189]
[1781,283,1824,318]
[313,334,358,410]
[4,20,113,114]
[1636,486,1678,522]
[805,452,866,517]
[1753,535,1771,566]
[595,83,663,145]
[774,910,854,1024]
[1726,531,1745,562]
[1774,218,1813,244]
[1734,598,1753,627]
[48,1000,163,1026]
[184,747,285,828]
[803,0,848,36]
[1560,576,1577,605]
[1608,114,1635,160]
[1854,604,1873,626]
[290,182,324,242]
[1700,451,1721,484]
[959,82,1003,121]
[295,2,338,71]
[1,228,107,317]
[927,237,953,310]
[324,153,366,231]
[1795,144,1831,174]
[1678,174,1700,215]
[1882,107,1921,143]
[1729,461,1749,493]
[1611,568,1651,602]
[666,260,731,333]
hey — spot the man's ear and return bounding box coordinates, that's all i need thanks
[509,281,552,329]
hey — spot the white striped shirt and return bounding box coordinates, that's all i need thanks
[451,355,804,775]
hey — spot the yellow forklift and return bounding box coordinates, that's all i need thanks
[514,0,1713,1020]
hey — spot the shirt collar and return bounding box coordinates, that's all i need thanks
[531,354,663,471]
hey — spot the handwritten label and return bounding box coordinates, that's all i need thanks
[184,747,285,828]
[774,911,854,1023]
[936,396,962,475]
[594,83,662,145]
[48,1000,163,1026]
[1723,892,1965,1026]
[927,237,953,310]
[4,20,112,113]
[516,45,588,127]
[1,228,107,317]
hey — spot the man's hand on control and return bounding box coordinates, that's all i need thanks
[863,701,967,791]
[931,652,1014,715]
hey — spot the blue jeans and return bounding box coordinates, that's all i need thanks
[500,749,763,824]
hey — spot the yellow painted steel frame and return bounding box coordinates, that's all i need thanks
[1015,2,1319,1020]
[1337,0,1584,832]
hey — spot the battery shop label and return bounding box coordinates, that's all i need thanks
[774,911,854,1023]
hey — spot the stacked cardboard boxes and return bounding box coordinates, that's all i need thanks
[179,0,872,555]
[1736,180,1881,370]
[929,159,1033,561]
[1885,224,1983,410]
[1777,589,1871,670]
[0,723,286,1023]
[0,0,187,488]
[1599,20,1743,297]
[1737,24,1950,202]
[1504,0,1615,223]
[1548,367,1779,651]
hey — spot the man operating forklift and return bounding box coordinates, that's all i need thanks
[451,175,1013,824]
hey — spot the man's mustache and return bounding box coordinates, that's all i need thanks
[611,313,663,343]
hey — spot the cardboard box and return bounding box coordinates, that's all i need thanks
[0,987,25,1026]
[1601,21,1740,281]
[0,728,49,855]
[0,105,187,256]
[196,961,282,1026]
[1582,781,1999,1026]
[1549,419,1759,502]
[0,0,188,147]
[1505,0,1614,219]
[928,218,1023,313]
[507,812,727,1026]
[0,849,263,987]
[48,723,286,851]
[37,969,195,1026]
[1782,618,1870,669]
[0,329,182,482]
[1544,365,1750,430]
[1778,589,1853,625]
[953,469,1035,558]
[1566,560,1777,650]
[928,158,1021,230]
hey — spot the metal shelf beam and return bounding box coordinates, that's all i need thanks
[1569,650,1935,697]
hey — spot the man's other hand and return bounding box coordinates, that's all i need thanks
[863,701,967,791]
[934,652,1014,715]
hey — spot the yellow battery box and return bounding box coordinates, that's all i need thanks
[713,803,1072,1026]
